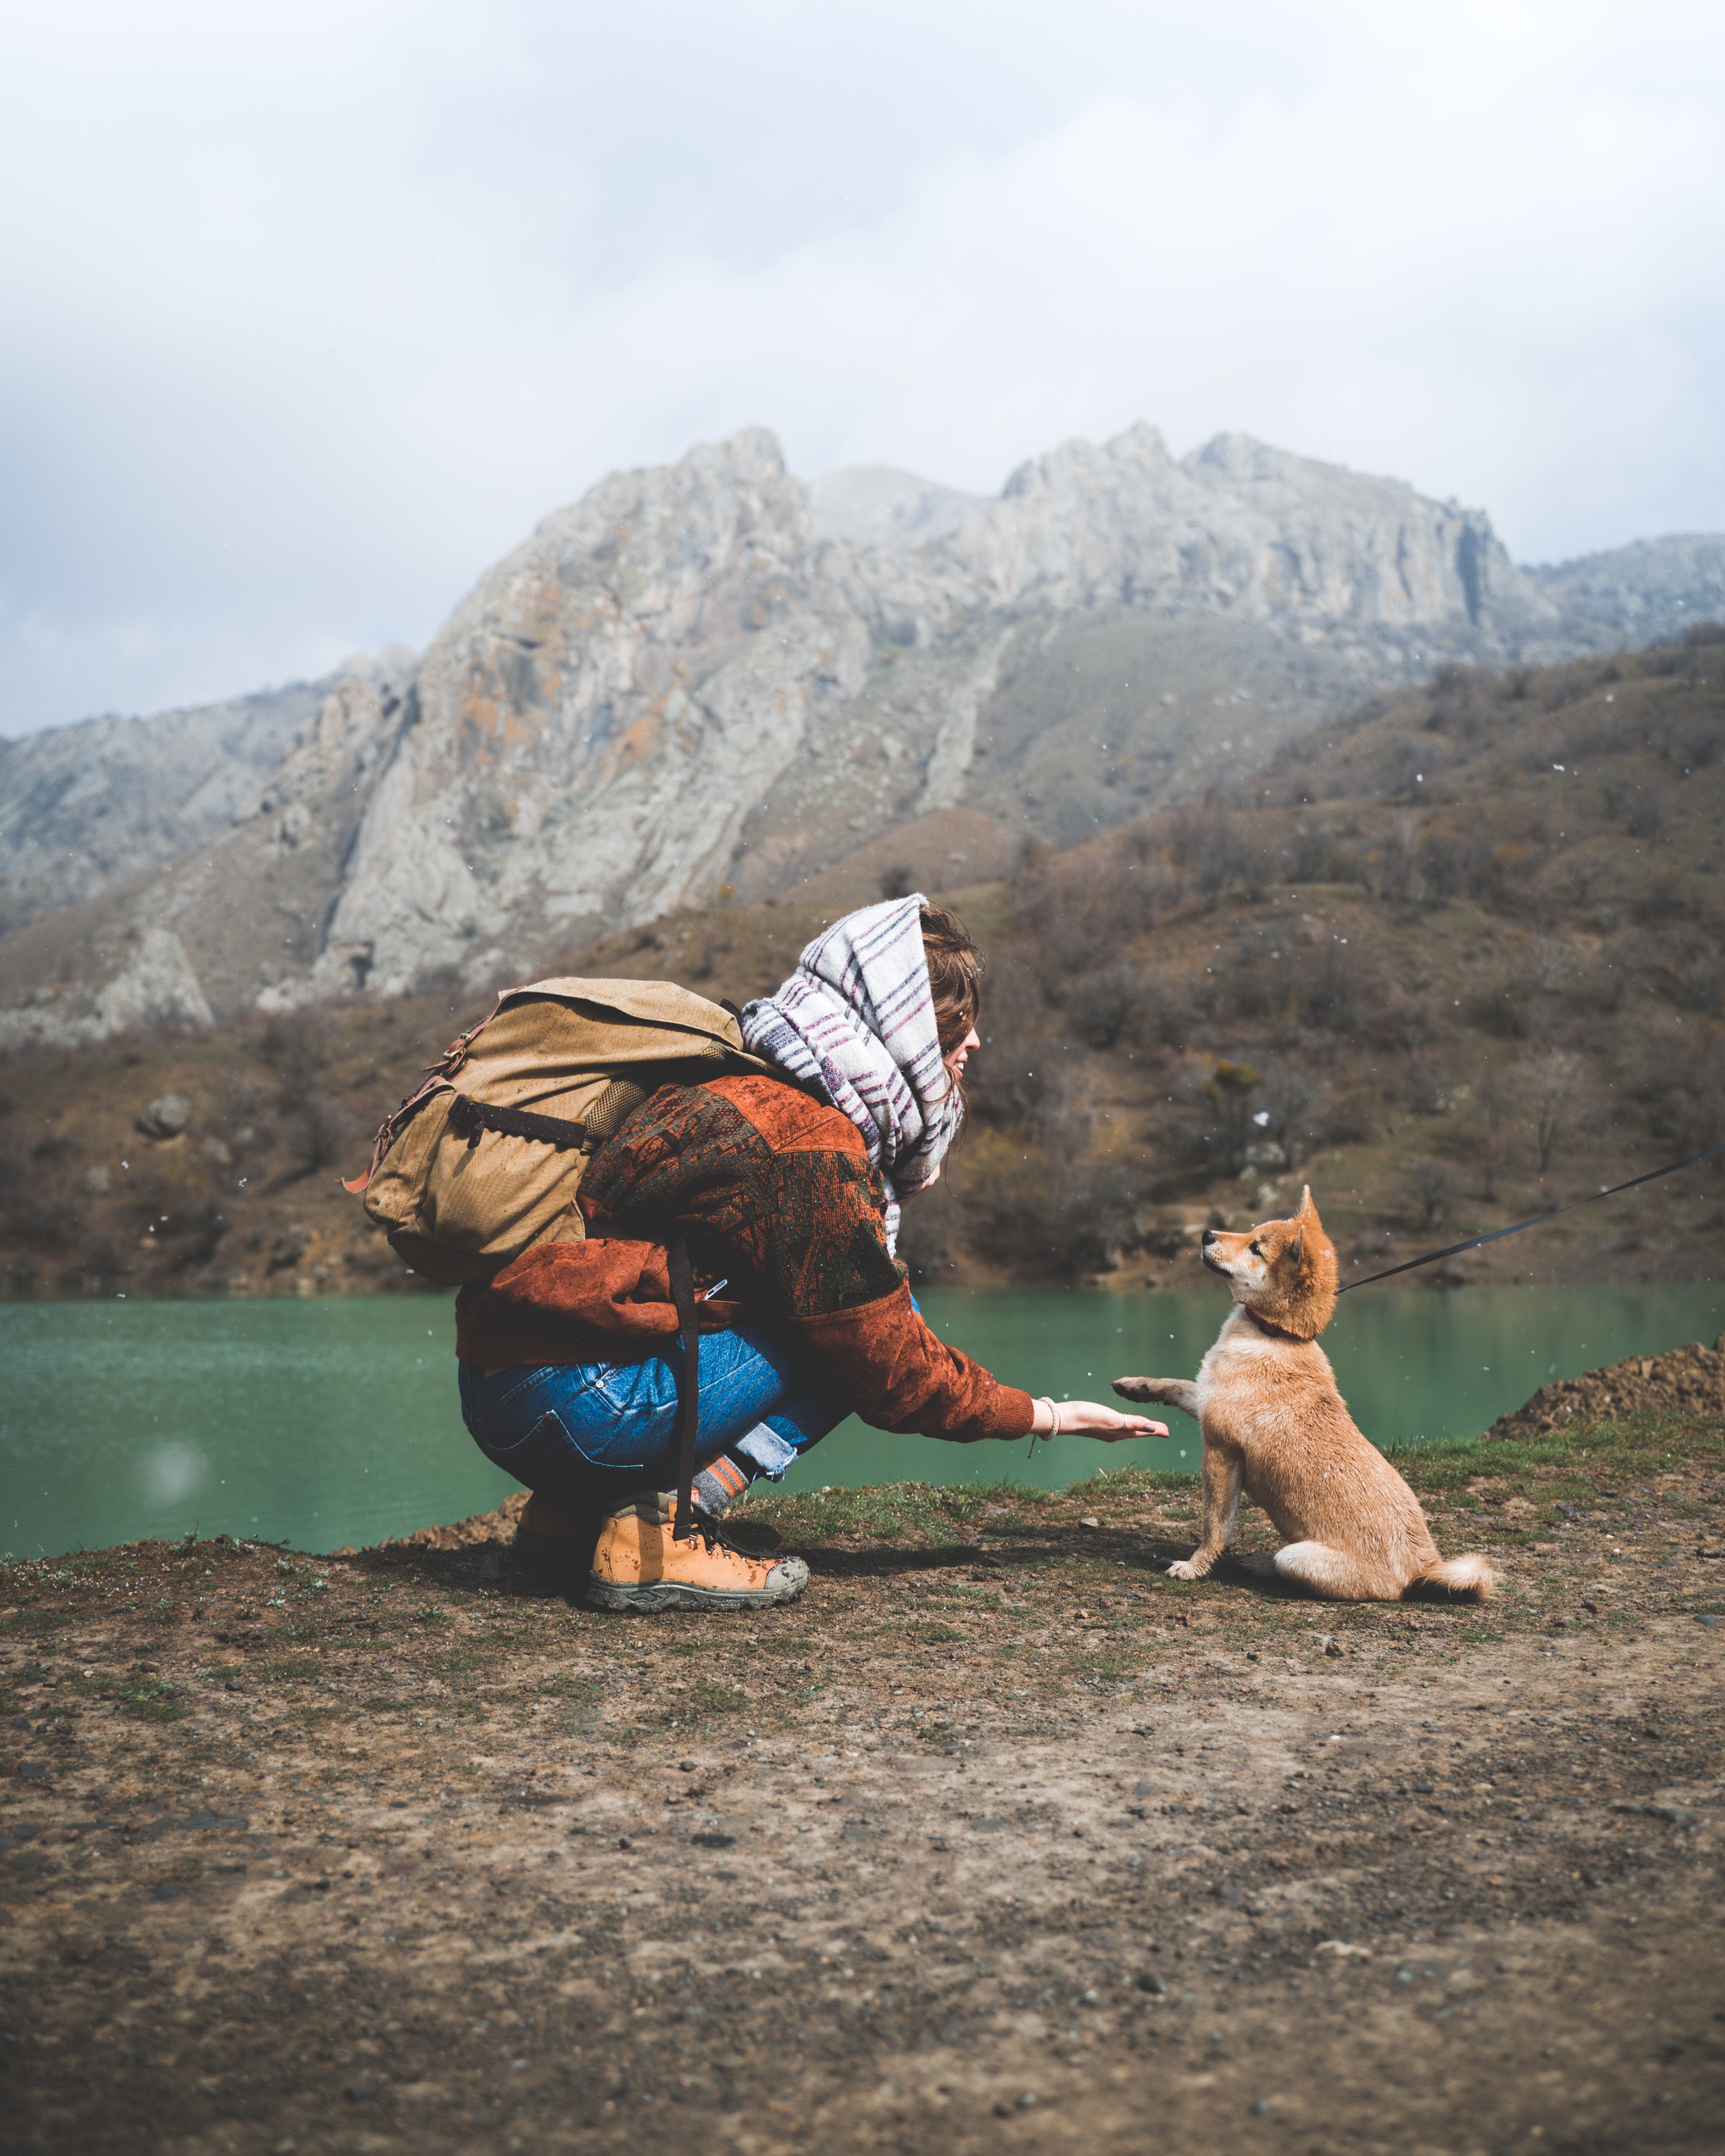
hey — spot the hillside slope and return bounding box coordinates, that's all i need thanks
[1,632,1719,1299]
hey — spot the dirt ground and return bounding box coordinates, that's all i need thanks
[4,1410,1723,2156]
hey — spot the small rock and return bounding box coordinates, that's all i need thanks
[82,1164,113,1195]
[1017,2093,1037,2110]
[1134,1970,1168,1995]
[201,1136,234,1168]
[1321,1635,1343,1658]
[136,1093,191,1140]
[1079,1988,1099,2007]
[1079,1516,1101,1530]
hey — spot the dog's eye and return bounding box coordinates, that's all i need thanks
[1249,1241,1263,1256]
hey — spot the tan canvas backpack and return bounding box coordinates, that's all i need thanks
[345,976,779,1286]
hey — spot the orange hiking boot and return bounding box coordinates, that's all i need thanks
[587,1491,810,1613]
[513,1490,605,1577]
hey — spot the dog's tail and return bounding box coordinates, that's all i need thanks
[1408,1552,1497,1602]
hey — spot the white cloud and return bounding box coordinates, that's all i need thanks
[1,0,1721,733]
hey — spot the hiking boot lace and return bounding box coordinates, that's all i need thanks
[681,1504,743,1556]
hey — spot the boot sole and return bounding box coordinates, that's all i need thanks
[586,1572,809,1613]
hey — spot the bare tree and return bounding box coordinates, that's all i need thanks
[1403,1156,1458,1228]
[1476,1068,1509,1202]
[1259,1064,1327,1171]
[1528,1049,1582,1176]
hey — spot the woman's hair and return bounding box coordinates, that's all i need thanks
[920,902,985,1062]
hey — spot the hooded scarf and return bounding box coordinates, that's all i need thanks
[740,893,959,1253]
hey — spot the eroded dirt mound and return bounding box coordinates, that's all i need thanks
[372,1488,528,1549]
[1489,1332,1725,1440]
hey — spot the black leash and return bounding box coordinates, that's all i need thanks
[1338,1141,1725,1294]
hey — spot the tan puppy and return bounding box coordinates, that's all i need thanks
[1114,1189,1494,1601]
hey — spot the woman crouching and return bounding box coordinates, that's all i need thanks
[453,894,1165,1609]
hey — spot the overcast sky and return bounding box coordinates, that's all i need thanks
[2,0,1721,737]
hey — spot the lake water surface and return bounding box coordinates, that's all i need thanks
[3,1281,1719,1560]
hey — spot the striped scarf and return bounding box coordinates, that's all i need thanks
[740,893,958,1253]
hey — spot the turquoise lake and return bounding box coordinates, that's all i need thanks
[2,1282,1720,1560]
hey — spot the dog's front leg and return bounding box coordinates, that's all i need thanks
[1113,1375,1201,1419]
[1165,1440,1243,1581]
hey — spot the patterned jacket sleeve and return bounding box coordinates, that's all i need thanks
[579,1074,1034,1443]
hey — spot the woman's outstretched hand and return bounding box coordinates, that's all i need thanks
[1031,1398,1169,1441]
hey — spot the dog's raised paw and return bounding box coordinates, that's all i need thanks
[1113,1376,1156,1401]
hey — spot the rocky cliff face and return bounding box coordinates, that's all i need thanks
[0,652,414,1046]
[0,680,330,935]
[1525,534,1725,650]
[316,423,1561,993]
[2,423,1718,1030]
[911,425,1540,632]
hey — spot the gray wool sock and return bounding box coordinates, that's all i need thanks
[691,1451,754,1515]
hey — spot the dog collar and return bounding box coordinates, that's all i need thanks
[1240,1305,1311,1344]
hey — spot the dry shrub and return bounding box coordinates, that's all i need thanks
[1635,1026,1725,1163]
[1402,1156,1458,1227]
[957,1129,1137,1277]
[1629,924,1725,1010]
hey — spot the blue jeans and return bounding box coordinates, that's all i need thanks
[457,1317,848,1506]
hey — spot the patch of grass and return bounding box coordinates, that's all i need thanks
[259,1656,322,1682]
[1064,1467,1197,1501]
[681,1683,748,1719]
[1063,1654,1143,1680]
[411,1604,453,1627]
[71,1673,189,1724]
[1392,1412,1723,1498]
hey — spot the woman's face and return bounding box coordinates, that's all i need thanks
[944,1024,981,1083]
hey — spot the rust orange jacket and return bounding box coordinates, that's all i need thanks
[454,1073,1032,1445]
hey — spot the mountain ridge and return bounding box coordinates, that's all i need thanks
[2,423,1720,1047]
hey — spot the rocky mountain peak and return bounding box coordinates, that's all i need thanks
[3,421,1720,1037]
[809,466,989,551]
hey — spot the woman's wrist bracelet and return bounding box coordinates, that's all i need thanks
[1034,1395,1062,1440]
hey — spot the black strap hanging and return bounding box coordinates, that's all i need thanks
[666,1236,700,1544]
[446,1094,591,1152]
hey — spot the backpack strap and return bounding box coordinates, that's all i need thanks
[446,1095,593,1152]
[666,1236,700,1545]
